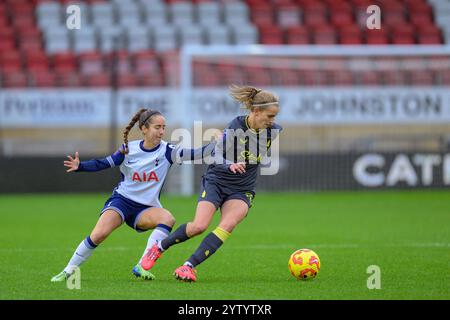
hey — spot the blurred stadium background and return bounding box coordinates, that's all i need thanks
[1,0,450,301]
[0,0,449,195]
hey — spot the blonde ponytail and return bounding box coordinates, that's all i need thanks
[229,84,278,111]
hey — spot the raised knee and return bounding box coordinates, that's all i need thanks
[166,215,176,227]
[90,232,107,245]
[161,212,176,227]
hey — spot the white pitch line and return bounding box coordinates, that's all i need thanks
[0,243,448,253]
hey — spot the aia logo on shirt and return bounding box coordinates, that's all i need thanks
[132,171,159,182]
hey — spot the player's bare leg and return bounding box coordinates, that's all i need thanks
[51,210,122,282]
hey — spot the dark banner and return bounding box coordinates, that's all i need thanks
[0,157,120,194]
[194,152,450,192]
[0,152,448,193]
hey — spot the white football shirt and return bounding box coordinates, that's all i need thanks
[114,140,172,207]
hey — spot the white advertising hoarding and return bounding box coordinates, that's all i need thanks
[0,89,111,128]
[1,87,449,128]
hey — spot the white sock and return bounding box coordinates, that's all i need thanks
[63,236,97,274]
[138,224,172,264]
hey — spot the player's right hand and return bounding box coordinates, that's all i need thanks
[229,162,246,174]
[64,152,80,172]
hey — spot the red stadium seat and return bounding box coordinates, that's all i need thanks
[392,36,415,45]
[383,11,407,27]
[303,6,328,27]
[105,51,133,75]
[409,12,434,28]
[250,2,274,26]
[392,24,415,37]
[312,25,337,44]
[0,27,15,40]
[435,69,450,85]
[24,51,47,64]
[391,25,416,44]
[52,52,77,74]
[322,57,347,70]
[330,9,354,27]
[194,71,220,87]
[408,70,434,85]
[25,51,49,73]
[12,14,36,30]
[117,73,138,88]
[247,70,272,86]
[0,0,445,88]
[340,36,362,45]
[0,38,16,51]
[215,60,240,75]
[84,73,111,87]
[270,69,300,86]
[354,71,382,85]
[259,25,284,44]
[365,28,389,44]
[272,0,295,5]
[417,26,442,44]
[0,14,9,28]
[19,38,43,54]
[406,0,433,13]
[27,62,49,73]
[381,70,407,85]
[0,51,22,72]
[285,26,310,44]
[133,51,161,75]
[339,25,363,44]
[322,0,352,10]
[330,70,353,85]
[300,70,330,86]
[246,0,270,6]
[276,3,300,28]
[79,52,104,75]
[57,72,82,87]
[30,71,57,87]
[220,71,247,86]
[138,74,165,87]
[2,72,28,87]
[10,2,34,16]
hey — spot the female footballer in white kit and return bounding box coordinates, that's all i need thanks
[50,108,216,281]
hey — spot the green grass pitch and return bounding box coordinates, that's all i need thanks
[0,190,449,300]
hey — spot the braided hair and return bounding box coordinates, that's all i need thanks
[122,108,162,154]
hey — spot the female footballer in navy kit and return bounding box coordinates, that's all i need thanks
[141,85,282,282]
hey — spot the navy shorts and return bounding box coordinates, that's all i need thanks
[197,176,255,210]
[101,192,152,232]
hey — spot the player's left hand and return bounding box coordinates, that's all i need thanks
[64,151,80,172]
[229,162,246,174]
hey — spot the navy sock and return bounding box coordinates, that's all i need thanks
[160,223,189,250]
[187,232,224,267]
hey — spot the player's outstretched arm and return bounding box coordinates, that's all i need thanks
[64,147,125,173]
[166,141,217,164]
[64,152,80,172]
